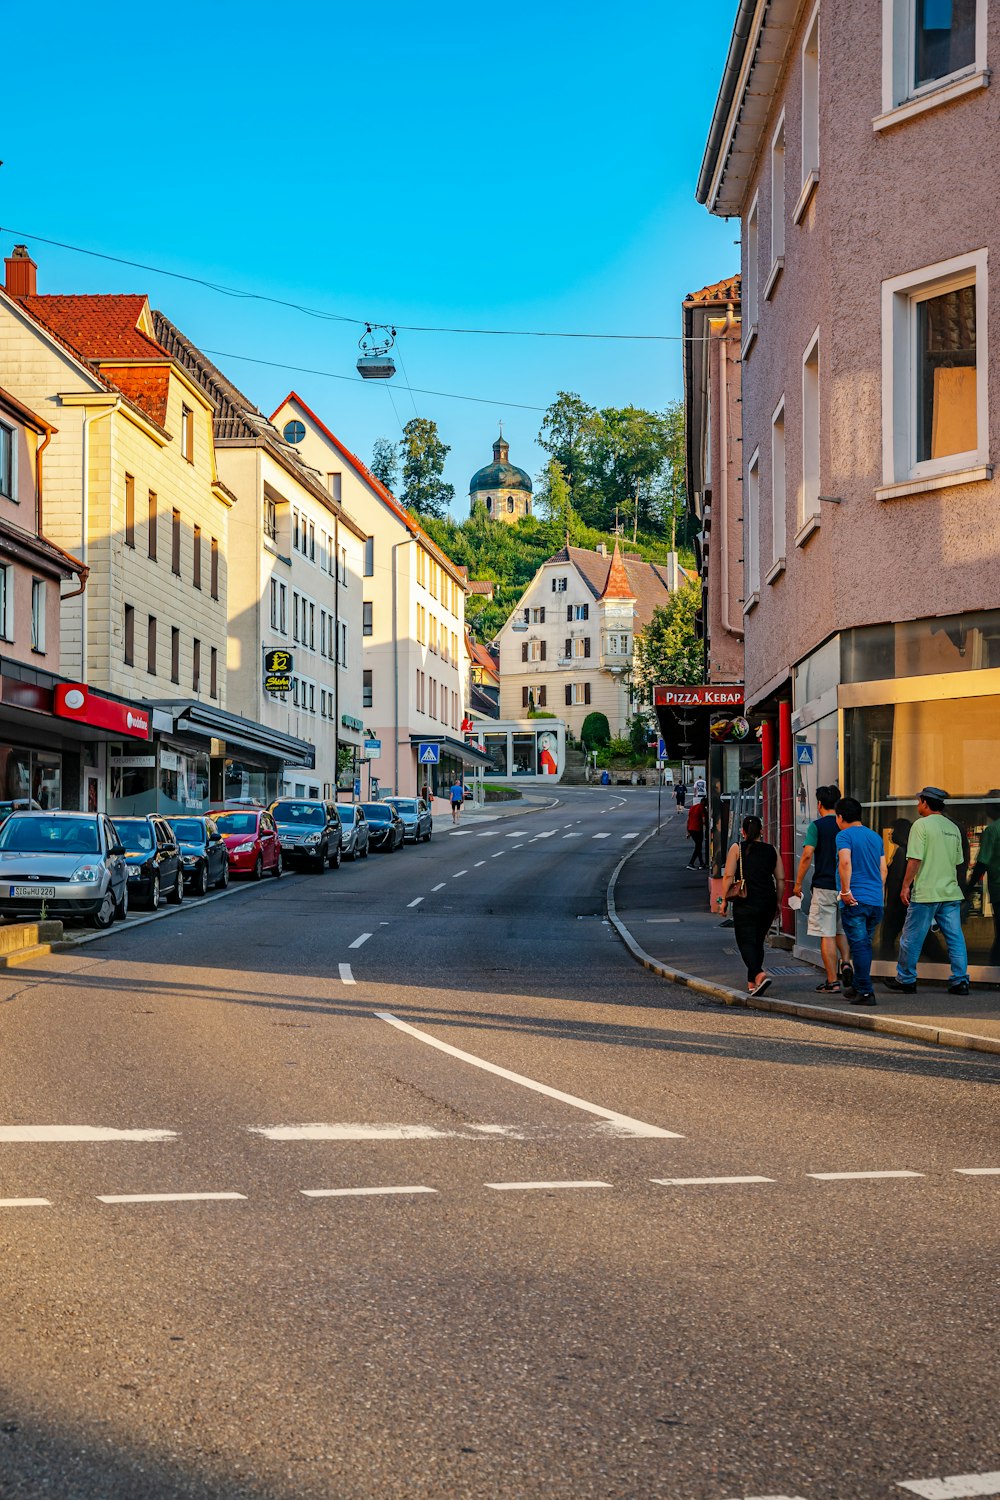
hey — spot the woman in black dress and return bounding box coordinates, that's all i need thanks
[718,815,785,996]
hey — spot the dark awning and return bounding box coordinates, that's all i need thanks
[151,700,315,768]
[407,733,493,769]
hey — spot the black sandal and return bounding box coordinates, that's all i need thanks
[815,981,841,993]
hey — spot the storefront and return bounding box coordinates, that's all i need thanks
[407,733,494,798]
[472,719,567,783]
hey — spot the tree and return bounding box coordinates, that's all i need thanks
[581,711,611,751]
[586,406,673,538]
[632,578,703,699]
[370,436,398,492]
[398,418,455,519]
[535,458,584,549]
[649,399,688,550]
[537,392,597,513]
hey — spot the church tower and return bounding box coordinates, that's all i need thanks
[469,428,533,523]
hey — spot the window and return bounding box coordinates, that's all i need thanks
[530,606,546,623]
[31,579,45,653]
[171,627,180,683]
[193,524,202,589]
[565,683,591,706]
[148,491,157,560]
[339,545,347,584]
[881,0,984,117]
[283,420,305,445]
[537,686,547,708]
[124,604,135,666]
[801,7,820,188]
[193,638,201,693]
[181,404,194,463]
[124,474,135,548]
[292,594,300,643]
[146,614,156,674]
[801,331,821,527]
[523,639,546,663]
[916,0,977,89]
[0,421,13,499]
[571,603,589,621]
[551,576,567,593]
[769,116,785,271]
[430,679,437,718]
[507,496,514,513]
[746,450,761,602]
[210,537,219,599]
[171,508,181,575]
[364,536,374,577]
[363,669,373,708]
[522,686,530,708]
[745,196,759,329]
[293,511,300,552]
[339,619,348,665]
[209,647,217,699]
[309,521,315,562]
[309,601,315,651]
[264,496,277,540]
[0,564,10,639]
[363,601,373,637]
[328,472,342,501]
[270,578,280,629]
[771,400,786,567]
[572,637,591,658]
[882,251,987,489]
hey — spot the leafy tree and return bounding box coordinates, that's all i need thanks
[629,712,651,758]
[398,418,455,519]
[537,392,597,512]
[370,436,399,492]
[581,711,611,751]
[586,405,673,538]
[535,459,585,549]
[632,578,703,699]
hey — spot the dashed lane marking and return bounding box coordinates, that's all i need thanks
[0,1126,177,1143]
[374,1011,682,1140]
[898,1474,1000,1498]
[250,1124,453,1141]
[407,897,424,907]
[807,1170,923,1181]
[474,860,486,867]
[0,1198,51,1209]
[513,843,524,848]
[653,1176,775,1187]
[349,932,372,949]
[562,833,584,839]
[486,1180,611,1192]
[301,1185,437,1199]
[338,963,356,985]
[955,1167,1000,1175]
[97,1192,247,1205]
[453,870,468,878]
[647,917,681,923]
[432,882,446,891]
[491,851,505,857]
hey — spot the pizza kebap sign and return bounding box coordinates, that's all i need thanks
[653,686,744,708]
[653,684,747,758]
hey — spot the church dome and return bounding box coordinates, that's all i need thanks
[470,436,533,495]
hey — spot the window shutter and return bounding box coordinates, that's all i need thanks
[551,578,556,592]
[565,685,572,706]
[566,604,573,622]
[582,603,589,620]
[538,687,546,707]
[584,637,591,658]
[522,686,529,708]
[540,640,547,661]
[539,606,545,623]
[565,637,571,657]
[522,642,528,663]
[523,607,530,623]
[584,682,591,704]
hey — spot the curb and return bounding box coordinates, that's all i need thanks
[607,827,1000,1059]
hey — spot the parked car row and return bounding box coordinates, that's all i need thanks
[0,797,435,928]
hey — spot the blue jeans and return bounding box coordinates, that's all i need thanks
[897,900,969,986]
[840,902,883,994]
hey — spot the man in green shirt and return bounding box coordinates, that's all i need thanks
[970,798,1000,964]
[884,787,969,996]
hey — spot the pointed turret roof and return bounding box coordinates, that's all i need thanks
[599,541,636,601]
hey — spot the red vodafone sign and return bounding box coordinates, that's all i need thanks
[54,684,150,739]
[654,685,744,708]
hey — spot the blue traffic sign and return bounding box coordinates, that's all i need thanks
[657,737,667,761]
[353,778,361,798]
[796,744,815,766]
[418,742,441,765]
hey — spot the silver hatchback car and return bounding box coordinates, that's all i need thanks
[0,811,129,928]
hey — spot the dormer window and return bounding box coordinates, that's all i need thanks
[180,404,194,463]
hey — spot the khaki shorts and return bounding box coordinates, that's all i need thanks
[806,886,844,938]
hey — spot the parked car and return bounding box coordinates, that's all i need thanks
[383,797,432,843]
[0,811,128,928]
[0,798,42,827]
[166,815,230,896]
[212,808,282,880]
[269,799,342,872]
[359,801,405,852]
[112,815,185,911]
[337,803,370,860]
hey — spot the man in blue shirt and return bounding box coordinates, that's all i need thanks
[793,785,851,992]
[450,779,465,825]
[835,796,888,1005]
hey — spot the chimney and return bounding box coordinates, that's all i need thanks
[4,245,37,298]
[596,542,607,557]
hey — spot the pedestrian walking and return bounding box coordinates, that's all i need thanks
[884,787,970,996]
[792,785,852,993]
[420,783,432,808]
[969,794,1000,965]
[674,782,687,813]
[685,798,707,869]
[717,815,784,997]
[834,796,887,1005]
[450,778,465,825]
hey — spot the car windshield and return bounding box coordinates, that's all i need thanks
[168,819,204,843]
[387,799,417,814]
[215,812,257,835]
[361,803,391,822]
[271,802,325,826]
[114,821,155,853]
[0,815,100,854]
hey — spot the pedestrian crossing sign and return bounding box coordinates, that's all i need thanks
[796,744,815,765]
[418,743,440,764]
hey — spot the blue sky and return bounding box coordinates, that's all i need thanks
[0,0,738,519]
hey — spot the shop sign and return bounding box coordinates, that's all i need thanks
[653,685,744,708]
[341,713,364,733]
[110,755,156,770]
[263,649,293,694]
[54,684,150,739]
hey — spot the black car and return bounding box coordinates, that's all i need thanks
[359,801,405,852]
[269,799,343,872]
[384,797,433,843]
[112,815,185,911]
[166,815,230,896]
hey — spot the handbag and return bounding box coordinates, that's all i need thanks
[729,843,748,900]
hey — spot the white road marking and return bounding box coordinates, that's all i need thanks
[349,932,372,949]
[622,833,640,840]
[532,830,556,839]
[955,1167,1000,1175]
[375,1012,682,1139]
[467,1124,522,1136]
[97,1192,246,1204]
[492,851,505,857]
[562,832,583,839]
[338,963,356,985]
[0,1198,51,1208]
[898,1473,1000,1498]
[250,1124,452,1141]
[476,831,501,837]
[647,917,681,923]
[0,1125,177,1143]
[432,882,446,891]
[486,1180,610,1192]
[453,870,467,878]
[448,830,473,836]
[474,861,486,867]
[407,897,423,907]
[653,1176,775,1187]
[301,1185,437,1198]
[564,823,574,828]
[513,843,524,849]
[807,1170,923,1181]
[505,831,529,837]
[724,1494,808,1500]
[593,833,612,839]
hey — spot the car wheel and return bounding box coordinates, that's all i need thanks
[146,874,160,911]
[271,853,282,879]
[312,845,327,873]
[168,872,184,905]
[90,890,116,929]
[114,883,129,922]
[217,858,230,890]
[195,863,209,898]
[252,855,263,881]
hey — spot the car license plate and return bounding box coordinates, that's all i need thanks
[11,885,55,898]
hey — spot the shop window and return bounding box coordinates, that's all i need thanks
[148,491,158,560]
[124,604,135,666]
[512,732,535,775]
[31,579,45,654]
[124,474,135,548]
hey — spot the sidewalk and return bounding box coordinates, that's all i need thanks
[608,814,1000,1056]
[428,789,559,824]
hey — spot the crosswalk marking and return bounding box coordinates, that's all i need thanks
[476,831,501,837]
[897,1473,1000,1498]
[562,832,583,838]
[338,963,356,985]
[448,829,473,836]
[505,831,529,837]
[622,832,640,840]
[349,932,372,948]
[532,830,557,840]
[593,832,612,839]
[407,897,423,907]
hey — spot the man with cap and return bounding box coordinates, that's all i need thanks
[884,787,970,996]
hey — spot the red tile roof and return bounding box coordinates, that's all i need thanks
[469,639,500,677]
[100,366,170,429]
[467,579,495,598]
[684,274,741,306]
[17,294,167,360]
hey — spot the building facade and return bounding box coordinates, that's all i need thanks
[698,0,1000,979]
[469,432,533,522]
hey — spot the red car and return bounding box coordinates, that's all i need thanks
[211,808,282,880]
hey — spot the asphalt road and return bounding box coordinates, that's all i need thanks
[0,786,996,1500]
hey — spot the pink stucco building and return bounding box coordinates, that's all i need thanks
[699,0,1000,980]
